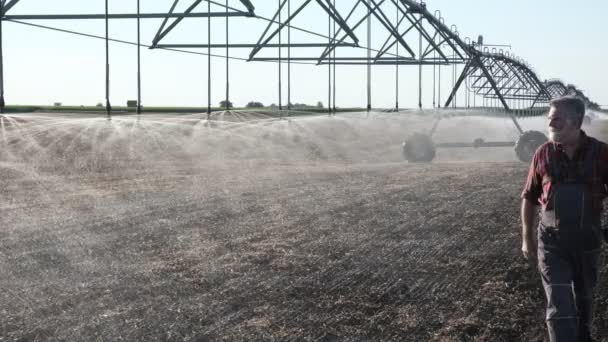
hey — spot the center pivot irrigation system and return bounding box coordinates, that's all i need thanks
[0,0,600,162]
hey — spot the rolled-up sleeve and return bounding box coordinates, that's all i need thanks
[521,150,541,205]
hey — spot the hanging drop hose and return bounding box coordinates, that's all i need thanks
[395,2,399,111]
[418,13,422,110]
[366,0,371,112]
[332,0,336,114]
[207,0,211,119]
[287,0,291,116]
[327,8,331,115]
[105,0,111,118]
[225,0,230,112]
[278,0,282,112]
[136,0,142,114]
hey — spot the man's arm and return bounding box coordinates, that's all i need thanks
[520,147,542,259]
[521,199,538,259]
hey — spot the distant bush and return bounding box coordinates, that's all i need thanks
[219,100,233,109]
[53,102,62,107]
[246,101,264,108]
[289,103,320,109]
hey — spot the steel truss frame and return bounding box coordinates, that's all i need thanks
[0,0,596,116]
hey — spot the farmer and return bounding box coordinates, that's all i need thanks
[521,95,607,342]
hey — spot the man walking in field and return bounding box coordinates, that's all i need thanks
[521,96,607,342]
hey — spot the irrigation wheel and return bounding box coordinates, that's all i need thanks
[515,130,547,163]
[402,133,436,162]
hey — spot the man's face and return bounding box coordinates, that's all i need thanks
[547,106,581,144]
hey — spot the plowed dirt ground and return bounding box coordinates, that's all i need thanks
[2,112,608,341]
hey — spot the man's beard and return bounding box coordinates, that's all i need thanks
[549,129,578,144]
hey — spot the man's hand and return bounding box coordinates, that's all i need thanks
[521,199,538,260]
[521,237,537,260]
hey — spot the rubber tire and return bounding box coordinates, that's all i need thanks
[402,133,436,162]
[515,130,548,163]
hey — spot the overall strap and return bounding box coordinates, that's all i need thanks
[547,142,560,182]
[583,139,600,180]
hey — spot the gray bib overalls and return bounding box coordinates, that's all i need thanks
[538,141,603,342]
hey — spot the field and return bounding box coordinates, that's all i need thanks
[2,111,608,341]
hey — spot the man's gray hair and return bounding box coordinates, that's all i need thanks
[550,96,586,122]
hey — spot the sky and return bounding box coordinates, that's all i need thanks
[2,0,607,109]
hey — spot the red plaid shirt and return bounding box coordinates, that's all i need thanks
[521,131,608,214]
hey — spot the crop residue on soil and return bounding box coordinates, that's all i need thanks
[2,111,608,341]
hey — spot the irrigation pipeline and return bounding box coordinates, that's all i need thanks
[6,11,408,65]
[6,19,313,64]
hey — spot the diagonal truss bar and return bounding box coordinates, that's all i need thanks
[424,18,466,61]
[315,0,359,45]
[317,0,363,62]
[530,91,546,108]
[475,57,524,132]
[469,54,558,108]
[396,0,470,61]
[492,59,518,85]
[396,9,449,62]
[523,66,551,100]
[150,0,255,48]
[239,0,255,15]
[411,19,449,62]
[318,0,398,62]
[421,30,439,57]
[250,0,360,62]
[154,0,205,46]
[152,0,180,46]
[1,0,19,15]
[518,68,545,94]
[249,0,299,60]
[500,59,543,96]
[446,54,513,110]
[374,10,408,60]
[480,61,521,127]
[358,0,418,61]
[499,60,526,86]
[471,73,486,88]
[444,59,474,107]
[372,13,419,60]
[500,62,535,95]
[362,0,413,57]
[207,0,255,16]
[499,70,524,95]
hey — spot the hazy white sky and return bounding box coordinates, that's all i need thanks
[3,0,607,108]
